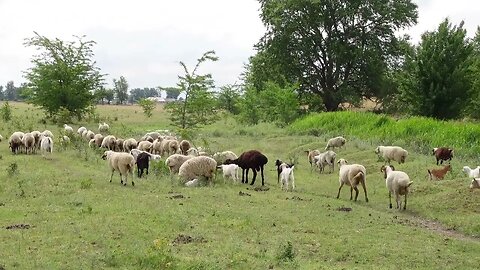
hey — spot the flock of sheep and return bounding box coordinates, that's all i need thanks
[3,124,479,211]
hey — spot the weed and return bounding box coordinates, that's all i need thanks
[80,178,93,189]
[7,162,19,177]
[276,241,296,262]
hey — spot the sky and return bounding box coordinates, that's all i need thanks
[1,0,480,90]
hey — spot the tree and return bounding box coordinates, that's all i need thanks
[23,32,104,119]
[251,0,418,111]
[95,88,108,105]
[129,87,158,103]
[138,98,156,118]
[402,19,473,119]
[113,76,129,104]
[217,84,241,114]
[162,87,182,99]
[165,51,219,130]
[466,27,480,118]
[5,81,17,101]
[105,89,115,105]
[0,86,4,100]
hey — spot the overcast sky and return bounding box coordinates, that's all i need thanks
[1,0,479,90]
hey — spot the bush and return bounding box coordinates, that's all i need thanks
[0,101,12,122]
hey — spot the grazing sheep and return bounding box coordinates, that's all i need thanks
[101,150,135,186]
[280,165,295,191]
[61,135,70,143]
[185,178,200,187]
[178,156,217,185]
[40,135,54,158]
[98,122,109,133]
[167,140,180,155]
[470,178,480,189]
[428,164,451,181]
[101,135,117,150]
[274,159,293,183]
[381,165,413,210]
[138,141,153,153]
[77,126,87,136]
[136,152,151,178]
[93,134,104,148]
[213,151,238,165]
[85,130,95,141]
[63,124,74,134]
[218,164,239,183]
[31,131,41,149]
[314,150,336,173]
[325,136,346,150]
[179,140,192,155]
[375,146,408,164]
[305,150,321,168]
[151,138,164,154]
[165,154,193,174]
[336,159,368,202]
[432,147,454,165]
[123,138,138,152]
[22,133,36,154]
[145,131,161,140]
[224,150,268,186]
[462,166,480,178]
[115,138,125,152]
[186,147,208,156]
[8,132,24,154]
[88,138,96,148]
[42,130,54,139]
[143,135,154,143]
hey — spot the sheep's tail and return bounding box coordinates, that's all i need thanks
[427,169,432,180]
[353,171,364,182]
[407,181,413,187]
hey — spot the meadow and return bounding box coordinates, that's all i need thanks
[0,102,479,269]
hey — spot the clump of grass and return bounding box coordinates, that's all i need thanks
[80,178,93,189]
[276,241,296,262]
[137,239,176,269]
[7,162,19,177]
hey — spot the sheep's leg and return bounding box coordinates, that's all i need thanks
[403,194,407,210]
[395,193,400,209]
[349,186,353,200]
[244,169,248,184]
[389,192,392,209]
[110,170,114,183]
[260,166,265,186]
[353,186,359,201]
[336,183,344,199]
[360,180,368,202]
[250,169,257,185]
[291,174,295,191]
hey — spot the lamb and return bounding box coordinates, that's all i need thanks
[136,152,151,178]
[462,166,480,178]
[42,130,54,139]
[8,132,24,154]
[123,138,138,152]
[77,126,87,136]
[165,154,193,174]
[280,165,295,191]
[22,132,36,154]
[325,136,346,151]
[185,178,200,187]
[101,150,135,186]
[305,149,321,168]
[101,135,117,150]
[375,146,408,164]
[274,159,293,183]
[63,124,74,134]
[432,147,454,165]
[98,122,110,133]
[470,178,480,189]
[224,150,268,186]
[218,164,239,183]
[40,135,54,158]
[336,159,368,202]
[381,165,413,210]
[314,150,336,173]
[93,134,104,147]
[178,156,217,185]
[137,141,153,153]
[212,151,238,165]
[427,164,451,181]
[179,139,192,155]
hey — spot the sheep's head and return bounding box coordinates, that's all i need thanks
[374,146,380,154]
[470,179,480,189]
[380,165,394,179]
[101,150,112,160]
[275,159,283,167]
[432,148,438,155]
[337,158,348,166]
[462,166,470,174]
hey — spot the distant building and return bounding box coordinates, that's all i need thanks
[146,96,166,103]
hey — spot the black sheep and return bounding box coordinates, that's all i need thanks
[225,150,268,185]
[136,152,150,178]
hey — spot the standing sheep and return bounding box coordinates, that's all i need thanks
[218,164,239,183]
[381,165,413,210]
[93,134,104,148]
[77,126,87,136]
[179,140,192,155]
[305,149,321,168]
[138,141,153,153]
[212,151,238,165]
[40,135,54,158]
[101,150,135,186]
[165,154,193,174]
[22,133,36,154]
[101,135,117,150]
[64,124,74,134]
[178,156,217,185]
[470,178,480,189]
[375,146,408,164]
[98,122,110,133]
[224,150,268,186]
[123,138,138,152]
[136,152,151,178]
[314,150,336,173]
[336,159,368,202]
[463,166,480,178]
[325,136,346,150]
[432,147,454,165]
[279,165,295,191]
[8,132,24,154]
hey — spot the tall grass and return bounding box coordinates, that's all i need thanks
[289,111,480,157]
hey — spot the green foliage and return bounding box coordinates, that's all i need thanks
[217,84,241,114]
[290,111,480,157]
[7,162,19,177]
[138,98,156,118]
[165,51,219,130]
[113,76,129,105]
[465,28,480,118]
[251,0,418,111]
[129,87,159,104]
[238,82,300,126]
[161,87,182,99]
[401,19,474,119]
[23,32,105,119]
[0,101,12,122]
[276,241,296,263]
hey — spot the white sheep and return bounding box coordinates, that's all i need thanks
[31,131,42,150]
[336,159,368,202]
[98,122,110,133]
[145,131,161,140]
[218,164,239,183]
[375,146,408,164]
[325,136,346,151]
[165,154,193,174]
[63,124,74,134]
[101,150,135,186]
[101,135,117,150]
[178,156,217,185]
[61,135,71,146]
[213,151,238,165]
[40,135,54,158]
[151,138,164,155]
[88,138,96,148]
[42,130,54,139]
[8,132,24,154]
[314,150,336,173]
[138,141,153,153]
[22,133,36,154]
[93,134,104,148]
[85,130,95,141]
[179,139,192,155]
[381,165,413,210]
[462,166,480,178]
[77,126,87,136]
[470,178,480,189]
[123,138,138,152]
[280,165,295,191]
[185,178,200,187]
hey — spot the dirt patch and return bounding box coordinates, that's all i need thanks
[172,234,207,245]
[168,194,186,199]
[6,224,31,230]
[336,207,352,212]
[286,196,312,201]
[238,191,251,196]
[394,215,479,242]
[249,186,270,192]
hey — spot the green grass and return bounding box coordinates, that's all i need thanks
[0,102,479,269]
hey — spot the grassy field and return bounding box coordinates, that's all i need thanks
[0,102,479,269]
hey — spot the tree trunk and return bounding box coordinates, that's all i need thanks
[322,91,340,112]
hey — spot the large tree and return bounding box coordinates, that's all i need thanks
[251,0,418,111]
[5,81,18,101]
[23,32,104,118]
[113,76,129,105]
